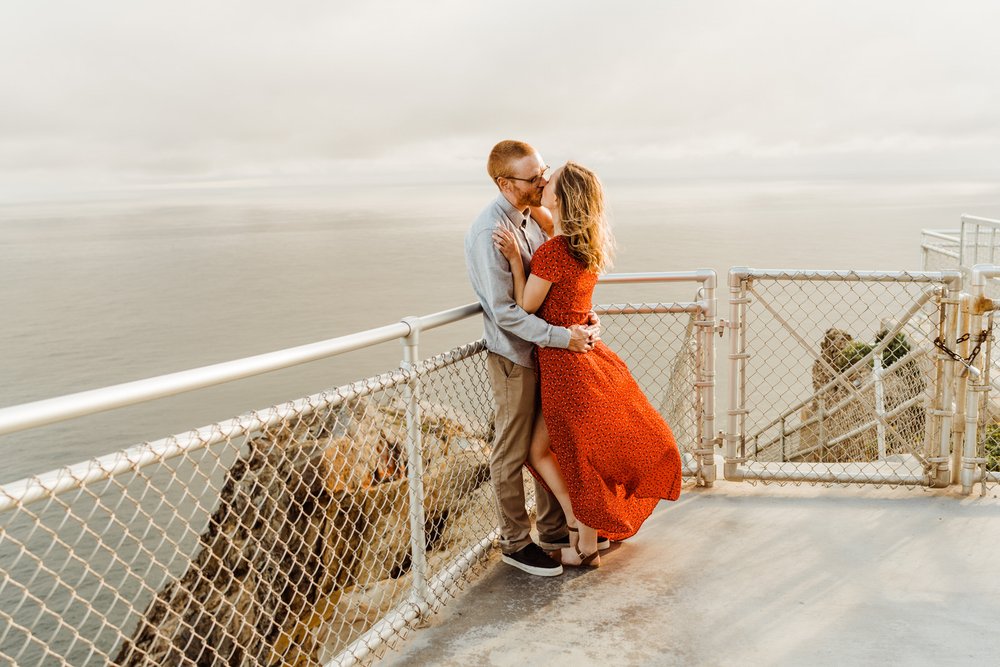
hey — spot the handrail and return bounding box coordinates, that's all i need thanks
[0,272,713,437]
[0,320,408,437]
[961,214,1000,228]
[729,268,962,285]
[921,230,961,243]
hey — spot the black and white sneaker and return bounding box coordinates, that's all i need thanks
[501,543,564,577]
[538,534,612,552]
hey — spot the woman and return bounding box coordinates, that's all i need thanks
[493,161,683,567]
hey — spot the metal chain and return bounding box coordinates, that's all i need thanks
[933,324,994,367]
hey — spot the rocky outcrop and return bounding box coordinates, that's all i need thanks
[113,396,490,666]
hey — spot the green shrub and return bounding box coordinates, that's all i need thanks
[835,340,874,372]
[834,331,912,373]
[875,330,912,368]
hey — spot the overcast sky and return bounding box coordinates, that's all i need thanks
[1,0,999,201]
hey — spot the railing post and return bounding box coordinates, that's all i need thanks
[961,293,983,494]
[400,316,429,608]
[697,269,718,486]
[951,295,970,484]
[934,280,960,488]
[725,268,748,480]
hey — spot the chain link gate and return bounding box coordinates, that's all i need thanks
[724,269,962,486]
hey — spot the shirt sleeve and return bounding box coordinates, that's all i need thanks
[465,227,572,349]
[529,238,563,283]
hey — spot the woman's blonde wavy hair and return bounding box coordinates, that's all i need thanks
[554,161,615,274]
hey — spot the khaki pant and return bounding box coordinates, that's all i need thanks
[486,352,566,554]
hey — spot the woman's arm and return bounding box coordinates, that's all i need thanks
[492,227,552,313]
[529,206,554,237]
[520,275,551,314]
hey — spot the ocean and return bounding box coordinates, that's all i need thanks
[2,179,998,484]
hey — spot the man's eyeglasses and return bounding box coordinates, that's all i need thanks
[499,166,552,185]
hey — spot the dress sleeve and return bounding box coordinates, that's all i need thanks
[530,238,564,283]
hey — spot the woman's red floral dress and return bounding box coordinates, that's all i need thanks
[532,235,682,540]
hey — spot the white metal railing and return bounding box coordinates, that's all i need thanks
[921,215,1000,278]
[959,215,1000,268]
[0,305,477,438]
[0,271,714,667]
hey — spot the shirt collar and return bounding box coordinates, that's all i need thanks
[496,193,530,228]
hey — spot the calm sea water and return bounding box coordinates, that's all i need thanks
[2,179,998,484]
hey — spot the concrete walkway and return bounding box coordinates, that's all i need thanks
[383,482,1000,666]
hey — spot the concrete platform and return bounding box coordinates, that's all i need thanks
[382,482,1000,666]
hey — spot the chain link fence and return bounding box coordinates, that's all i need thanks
[0,299,706,666]
[725,269,961,486]
[596,305,708,479]
[0,342,497,666]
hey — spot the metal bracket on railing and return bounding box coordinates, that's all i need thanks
[698,433,724,451]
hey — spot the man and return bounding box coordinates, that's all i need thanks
[465,140,599,577]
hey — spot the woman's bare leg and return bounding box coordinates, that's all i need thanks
[527,416,576,528]
[527,416,600,565]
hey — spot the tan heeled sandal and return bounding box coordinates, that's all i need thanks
[563,526,601,567]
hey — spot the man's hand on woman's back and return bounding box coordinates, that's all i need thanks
[568,324,600,353]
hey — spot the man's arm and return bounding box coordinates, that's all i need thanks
[467,226,594,350]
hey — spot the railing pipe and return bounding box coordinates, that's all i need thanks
[725,268,748,480]
[727,269,960,284]
[962,293,985,494]
[962,214,1000,229]
[920,229,961,243]
[697,269,717,485]
[597,270,714,285]
[597,302,703,315]
[936,280,960,487]
[952,301,971,484]
[0,321,411,437]
[400,316,430,609]
[921,245,960,261]
[412,302,482,331]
